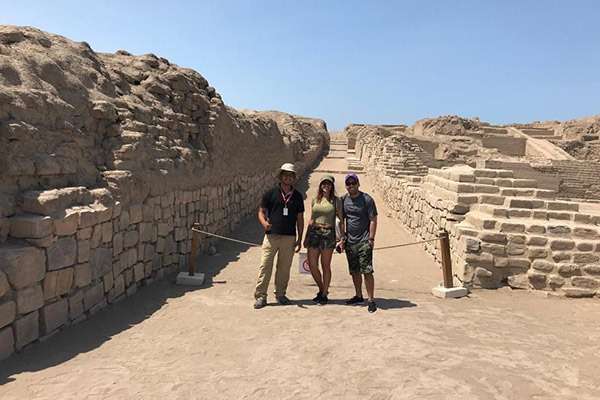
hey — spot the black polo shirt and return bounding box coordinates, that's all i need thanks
[261,185,305,236]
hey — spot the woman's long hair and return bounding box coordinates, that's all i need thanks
[316,181,335,203]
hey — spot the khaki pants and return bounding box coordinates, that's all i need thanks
[254,234,296,300]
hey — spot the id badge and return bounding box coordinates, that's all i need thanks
[283,207,289,216]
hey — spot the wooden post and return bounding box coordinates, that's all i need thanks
[189,227,200,276]
[439,229,453,288]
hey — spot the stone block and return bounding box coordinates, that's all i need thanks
[548,212,572,221]
[573,253,600,265]
[130,205,143,224]
[14,311,39,349]
[91,225,103,248]
[101,222,113,243]
[25,234,57,249]
[550,239,575,251]
[507,273,529,289]
[0,270,9,298]
[527,236,548,246]
[108,275,125,303]
[0,326,14,361]
[74,263,92,288]
[571,276,599,289]
[139,223,154,242]
[480,232,507,244]
[528,248,548,259]
[0,243,46,289]
[124,230,139,248]
[508,258,530,269]
[576,242,594,252]
[563,287,596,298]
[557,263,580,277]
[547,275,565,289]
[119,210,130,230]
[527,271,547,289]
[507,243,527,256]
[0,300,16,329]
[583,264,600,275]
[74,206,100,228]
[40,298,68,334]
[16,284,44,314]
[481,243,505,256]
[142,204,154,222]
[53,210,78,236]
[547,201,579,212]
[465,253,493,268]
[134,263,145,282]
[573,227,598,239]
[547,225,571,236]
[83,283,104,311]
[77,227,93,240]
[532,260,554,273]
[526,225,545,234]
[103,271,114,292]
[9,214,53,238]
[509,199,544,209]
[47,236,77,271]
[552,252,572,263]
[113,232,123,256]
[500,223,525,233]
[90,247,113,279]
[507,209,532,219]
[78,239,91,263]
[68,290,84,320]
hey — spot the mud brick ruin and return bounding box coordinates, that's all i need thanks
[0,26,328,358]
[1,26,599,360]
[344,116,600,297]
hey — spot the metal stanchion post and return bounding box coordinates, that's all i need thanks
[431,229,468,299]
[189,228,199,276]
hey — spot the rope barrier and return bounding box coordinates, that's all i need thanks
[191,227,439,251]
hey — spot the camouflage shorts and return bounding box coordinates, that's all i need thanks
[307,226,336,250]
[345,241,374,274]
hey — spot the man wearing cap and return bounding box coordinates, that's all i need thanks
[254,163,305,309]
[339,173,378,313]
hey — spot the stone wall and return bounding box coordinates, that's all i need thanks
[355,129,600,299]
[0,26,329,361]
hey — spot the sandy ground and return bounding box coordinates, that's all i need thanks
[1,146,600,400]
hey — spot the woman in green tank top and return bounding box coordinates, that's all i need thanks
[303,175,345,305]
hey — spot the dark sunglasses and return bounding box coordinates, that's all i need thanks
[345,180,358,186]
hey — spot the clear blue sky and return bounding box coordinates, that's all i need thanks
[2,0,599,131]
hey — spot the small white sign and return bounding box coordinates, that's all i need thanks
[298,251,311,274]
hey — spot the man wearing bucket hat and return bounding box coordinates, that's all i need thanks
[254,163,305,309]
[303,174,344,305]
[339,173,378,313]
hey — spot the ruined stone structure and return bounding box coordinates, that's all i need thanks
[346,118,600,300]
[0,26,328,359]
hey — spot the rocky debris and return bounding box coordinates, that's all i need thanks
[412,115,480,137]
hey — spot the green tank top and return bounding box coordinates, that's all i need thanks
[311,197,336,226]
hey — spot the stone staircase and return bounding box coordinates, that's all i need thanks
[421,166,600,296]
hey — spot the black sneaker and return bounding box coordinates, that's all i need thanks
[318,295,328,305]
[367,300,377,313]
[345,295,364,305]
[276,295,291,305]
[254,297,267,309]
[312,292,323,303]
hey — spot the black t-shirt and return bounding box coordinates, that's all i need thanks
[342,192,377,245]
[261,185,305,236]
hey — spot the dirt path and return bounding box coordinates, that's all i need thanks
[1,147,599,400]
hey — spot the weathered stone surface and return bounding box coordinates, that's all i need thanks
[0,326,15,361]
[53,210,79,236]
[563,287,596,298]
[9,214,53,238]
[532,260,554,273]
[550,239,575,251]
[583,264,600,275]
[21,188,91,217]
[479,233,507,245]
[0,270,9,298]
[101,222,113,243]
[0,243,46,289]
[528,248,548,259]
[527,271,547,289]
[573,253,600,265]
[571,276,599,289]
[47,236,77,271]
[74,263,92,288]
[90,247,113,279]
[14,311,39,349]
[113,232,123,256]
[16,284,44,314]
[124,230,139,248]
[40,298,68,334]
[68,290,84,321]
[139,223,154,242]
[0,300,16,329]
[78,239,90,263]
[547,275,565,289]
[557,263,581,277]
[130,205,143,224]
[83,283,104,311]
[507,273,529,289]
